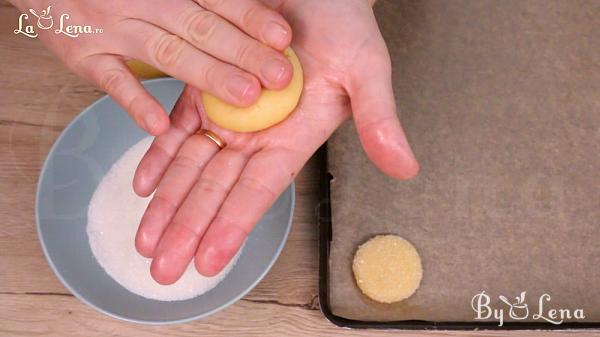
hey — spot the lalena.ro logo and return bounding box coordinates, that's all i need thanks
[14,5,103,38]
[471,291,586,326]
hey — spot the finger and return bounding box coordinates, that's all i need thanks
[133,3,292,89]
[114,19,261,106]
[133,86,201,196]
[195,149,296,276]
[196,0,292,50]
[150,149,248,285]
[77,54,169,135]
[135,133,221,258]
[347,43,420,180]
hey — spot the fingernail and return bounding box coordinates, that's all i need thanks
[143,113,158,133]
[261,58,287,84]
[150,254,176,285]
[198,246,223,276]
[201,246,217,265]
[262,21,289,48]
[226,75,254,100]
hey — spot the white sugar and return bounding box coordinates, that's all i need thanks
[87,137,241,301]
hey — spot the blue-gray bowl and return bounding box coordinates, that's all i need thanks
[35,78,294,324]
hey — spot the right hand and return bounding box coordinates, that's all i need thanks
[132,0,419,284]
[11,0,293,135]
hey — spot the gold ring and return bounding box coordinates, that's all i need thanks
[196,129,226,149]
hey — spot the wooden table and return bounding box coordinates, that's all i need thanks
[0,2,596,336]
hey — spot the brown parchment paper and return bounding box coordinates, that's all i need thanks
[328,0,600,323]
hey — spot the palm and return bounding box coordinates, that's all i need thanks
[132,0,418,284]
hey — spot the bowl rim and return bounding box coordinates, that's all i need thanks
[34,78,295,325]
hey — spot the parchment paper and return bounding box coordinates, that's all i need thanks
[328,0,600,322]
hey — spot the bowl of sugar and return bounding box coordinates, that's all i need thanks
[35,78,295,324]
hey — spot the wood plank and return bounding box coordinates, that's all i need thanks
[3,294,595,337]
[1,1,598,335]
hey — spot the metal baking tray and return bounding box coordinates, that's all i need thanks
[316,145,600,330]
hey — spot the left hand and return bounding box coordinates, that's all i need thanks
[132,0,419,284]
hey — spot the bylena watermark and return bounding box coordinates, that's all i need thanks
[471,291,586,326]
[14,5,103,38]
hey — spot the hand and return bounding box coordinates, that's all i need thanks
[10,0,294,135]
[133,0,419,284]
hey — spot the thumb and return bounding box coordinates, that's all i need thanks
[347,45,419,180]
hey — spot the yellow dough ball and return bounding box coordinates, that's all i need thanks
[352,235,423,304]
[126,60,168,79]
[201,47,304,132]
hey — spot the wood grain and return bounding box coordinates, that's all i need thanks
[0,2,596,336]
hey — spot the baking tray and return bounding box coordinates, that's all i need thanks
[317,145,600,330]
[317,0,600,330]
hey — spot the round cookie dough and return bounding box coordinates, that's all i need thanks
[126,60,167,79]
[201,47,303,133]
[352,235,423,304]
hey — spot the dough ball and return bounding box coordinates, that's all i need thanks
[352,235,423,304]
[201,47,303,132]
[126,60,167,79]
